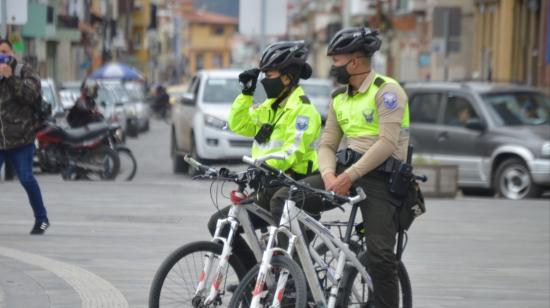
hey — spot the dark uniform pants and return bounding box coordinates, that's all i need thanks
[303,167,400,308]
[207,174,335,270]
[354,169,400,308]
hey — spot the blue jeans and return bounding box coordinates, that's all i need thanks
[0,144,48,222]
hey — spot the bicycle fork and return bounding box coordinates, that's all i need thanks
[250,225,296,308]
[196,216,239,305]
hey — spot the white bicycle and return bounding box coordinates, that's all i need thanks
[149,156,276,308]
[229,155,413,308]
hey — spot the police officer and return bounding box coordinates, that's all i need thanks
[319,27,410,308]
[207,41,325,270]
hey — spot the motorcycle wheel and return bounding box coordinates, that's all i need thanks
[115,147,137,181]
[85,145,121,180]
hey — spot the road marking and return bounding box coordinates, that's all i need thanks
[0,246,129,308]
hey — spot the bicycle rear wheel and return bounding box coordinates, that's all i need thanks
[336,252,412,308]
[149,241,247,308]
[228,256,307,308]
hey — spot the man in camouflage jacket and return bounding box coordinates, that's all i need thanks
[0,39,50,234]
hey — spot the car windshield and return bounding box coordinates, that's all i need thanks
[104,84,130,103]
[124,83,146,101]
[202,77,266,103]
[97,88,116,105]
[301,83,331,98]
[482,92,550,126]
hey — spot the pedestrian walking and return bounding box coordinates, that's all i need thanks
[0,38,49,235]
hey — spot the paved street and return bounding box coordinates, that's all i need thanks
[1,119,549,308]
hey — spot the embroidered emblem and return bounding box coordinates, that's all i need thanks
[382,92,398,110]
[363,109,375,123]
[296,116,309,131]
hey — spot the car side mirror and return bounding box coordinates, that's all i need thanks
[465,118,486,131]
[181,93,196,106]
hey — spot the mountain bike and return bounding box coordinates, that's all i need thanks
[229,155,414,308]
[149,156,277,308]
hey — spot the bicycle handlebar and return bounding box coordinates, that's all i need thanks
[242,155,366,206]
[184,155,217,175]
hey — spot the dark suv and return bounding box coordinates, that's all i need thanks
[405,82,550,199]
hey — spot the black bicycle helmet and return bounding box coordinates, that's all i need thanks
[259,40,308,71]
[327,27,381,57]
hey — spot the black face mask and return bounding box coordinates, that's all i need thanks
[261,77,286,99]
[329,60,352,84]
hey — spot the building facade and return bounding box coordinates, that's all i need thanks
[181,9,237,75]
[473,0,545,88]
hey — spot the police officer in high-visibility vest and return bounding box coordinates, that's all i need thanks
[319,27,410,308]
[207,41,325,270]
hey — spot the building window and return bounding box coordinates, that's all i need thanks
[212,25,224,36]
[47,6,54,24]
[133,33,143,50]
[212,53,223,68]
[196,53,204,71]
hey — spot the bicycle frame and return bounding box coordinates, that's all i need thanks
[198,198,275,305]
[250,188,372,308]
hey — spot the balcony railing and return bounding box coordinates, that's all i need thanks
[57,15,79,29]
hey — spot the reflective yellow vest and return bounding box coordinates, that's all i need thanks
[332,74,409,137]
[228,86,321,174]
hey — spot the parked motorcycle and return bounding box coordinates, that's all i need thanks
[106,124,138,181]
[36,122,122,180]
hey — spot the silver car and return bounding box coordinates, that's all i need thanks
[171,69,266,174]
[124,81,150,132]
[40,79,64,118]
[406,82,550,199]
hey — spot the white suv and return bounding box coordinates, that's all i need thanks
[171,69,266,174]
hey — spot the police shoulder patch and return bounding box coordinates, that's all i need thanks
[331,86,347,99]
[382,92,398,110]
[296,116,309,131]
[300,95,311,104]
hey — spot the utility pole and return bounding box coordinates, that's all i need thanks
[259,0,266,52]
[442,8,450,81]
[1,0,7,39]
[343,0,351,28]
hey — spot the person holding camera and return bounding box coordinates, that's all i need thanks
[206,41,330,270]
[0,39,49,235]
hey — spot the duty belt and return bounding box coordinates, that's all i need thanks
[336,148,401,173]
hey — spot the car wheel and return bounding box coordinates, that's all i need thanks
[494,158,541,200]
[171,130,187,174]
[187,135,200,177]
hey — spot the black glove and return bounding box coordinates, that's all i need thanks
[239,68,260,95]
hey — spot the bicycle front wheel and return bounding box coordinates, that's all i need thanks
[149,241,247,308]
[336,252,412,308]
[228,256,307,308]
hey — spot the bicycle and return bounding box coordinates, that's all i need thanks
[149,155,282,308]
[229,155,415,308]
